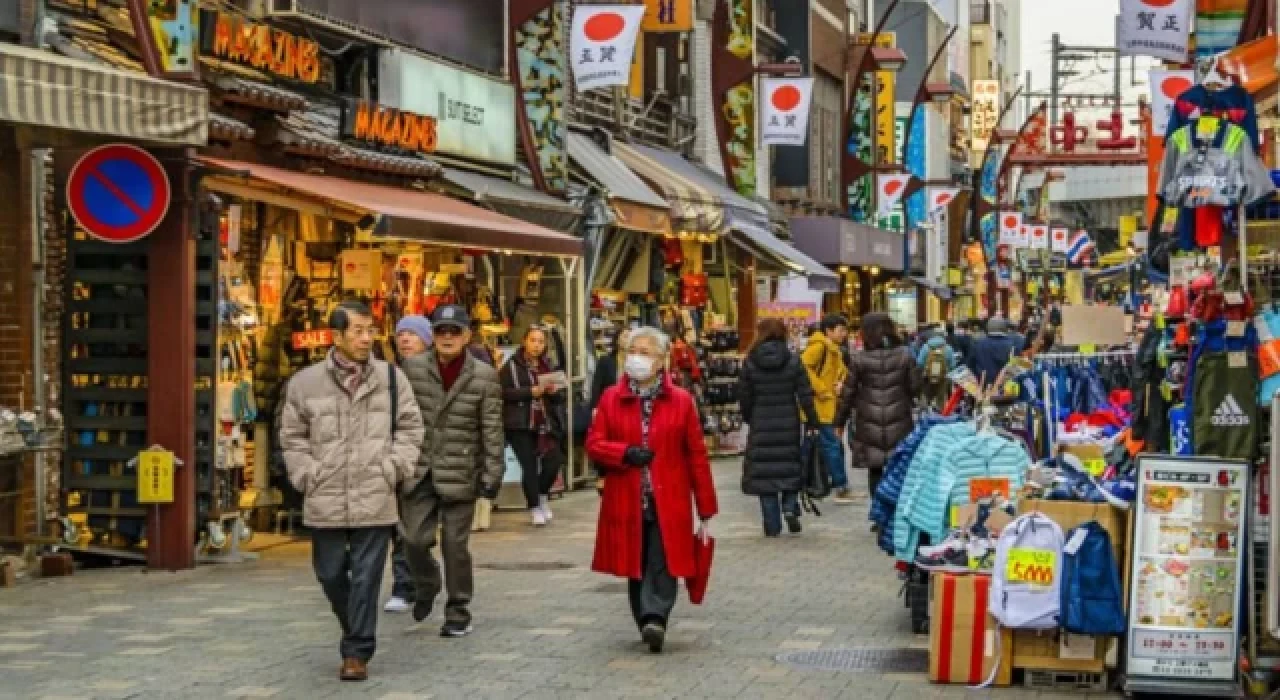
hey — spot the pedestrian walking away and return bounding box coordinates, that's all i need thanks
[916,327,957,412]
[384,314,433,614]
[401,304,505,638]
[801,314,853,502]
[586,327,718,653]
[278,301,424,681]
[738,319,819,537]
[500,325,568,527]
[835,312,920,511]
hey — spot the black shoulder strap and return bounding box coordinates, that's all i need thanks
[389,362,399,437]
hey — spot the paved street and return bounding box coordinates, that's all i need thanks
[0,459,1113,700]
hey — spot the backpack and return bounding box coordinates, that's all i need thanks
[925,345,950,384]
[1059,521,1126,636]
[990,513,1064,630]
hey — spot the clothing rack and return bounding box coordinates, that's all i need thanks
[1034,347,1135,457]
[1036,349,1136,362]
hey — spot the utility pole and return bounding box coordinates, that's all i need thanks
[1024,70,1032,123]
[1113,48,1122,109]
[1049,33,1060,127]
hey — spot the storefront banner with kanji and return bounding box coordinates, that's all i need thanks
[1118,0,1193,63]
[760,77,814,146]
[570,5,645,92]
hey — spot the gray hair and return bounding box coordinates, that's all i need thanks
[625,326,671,356]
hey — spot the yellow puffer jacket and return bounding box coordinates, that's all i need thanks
[800,332,848,424]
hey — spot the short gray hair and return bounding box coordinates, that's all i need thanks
[626,326,671,356]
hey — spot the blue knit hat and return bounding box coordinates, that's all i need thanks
[395,315,433,345]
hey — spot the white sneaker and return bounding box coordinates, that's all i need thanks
[531,509,547,527]
[539,496,553,522]
[384,596,411,613]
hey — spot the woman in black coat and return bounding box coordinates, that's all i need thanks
[738,319,819,537]
[834,312,921,502]
[500,326,568,527]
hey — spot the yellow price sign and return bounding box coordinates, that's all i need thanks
[1006,548,1056,586]
[137,448,175,504]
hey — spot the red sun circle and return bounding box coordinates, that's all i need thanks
[583,12,625,42]
[884,179,904,195]
[935,194,952,205]
[1140,0,1176,6]
[1033,227,1044,237]
[1161,76,1192,99]
[772,85,802,111]
[1003,215,1018,228]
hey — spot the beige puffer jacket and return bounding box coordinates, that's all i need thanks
[402,351,504,502]
[279,353,425,528]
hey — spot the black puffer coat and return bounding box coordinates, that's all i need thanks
[834,346,921,471]
[738,339,819,495]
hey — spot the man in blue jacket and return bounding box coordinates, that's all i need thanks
[967,317,1024,389]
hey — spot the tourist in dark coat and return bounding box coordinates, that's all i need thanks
[835,312,921,501]
[738,319,820,537]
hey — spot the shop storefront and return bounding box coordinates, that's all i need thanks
[789,217,905,328]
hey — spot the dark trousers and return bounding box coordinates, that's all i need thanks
[508,430,561,509]
[759,491,800,536]
[627,514,678,629]
[400,478,476,626]
[311,527,392,662]
[867,467,884,501]
[389,533,415,601]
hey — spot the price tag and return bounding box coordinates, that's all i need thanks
[1006,548,1056,586]
[1063,528,1088,555]
[1228,351,1247,369]
[970,477,1011,502]
[1079,343,1097,355]
[1227,320,1246,338]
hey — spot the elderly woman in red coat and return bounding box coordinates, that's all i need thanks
[587,326,718,653]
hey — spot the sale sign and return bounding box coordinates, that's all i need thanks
[1006,548,1057,587]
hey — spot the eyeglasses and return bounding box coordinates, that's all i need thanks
[435,326,465,338]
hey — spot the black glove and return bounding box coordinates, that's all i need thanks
[623,446,654,467]
[482,483,501,500]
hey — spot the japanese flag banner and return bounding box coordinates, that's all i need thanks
[760,77,814,146]
[926,187,961,216]
[1149,70,1194,137]
[877,174,911,218]
[1050,227,1070,253]
[1017,224,1031,248]
[1030,224,1049,250]
[998,211,1021,246]
[570,6,646,92]
[1117,0,1193,63]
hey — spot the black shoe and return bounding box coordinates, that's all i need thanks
[641,622,665,653]
[412,601,433,623]
[785,514,802,534]
[440,620,473,638]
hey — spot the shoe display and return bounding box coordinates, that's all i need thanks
[641,622,666,653]
[339,658,368,682]
[914,546,970,573]
[440,621,473,638]
[383,596,410,614]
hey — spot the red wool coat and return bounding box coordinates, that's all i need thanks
[586,374,718,580]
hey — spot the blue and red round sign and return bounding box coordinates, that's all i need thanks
[67,144,171,244]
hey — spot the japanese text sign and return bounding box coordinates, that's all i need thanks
[137,448,175,504]
[971,80,1000,160]
[570,5,645,92]
[760,77,813,147]
[1118,0,1193,63]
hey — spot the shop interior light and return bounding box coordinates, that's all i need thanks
[870,265,881,276]
[838,265,850,273]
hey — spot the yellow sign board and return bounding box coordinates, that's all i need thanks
[643,0,694,31]
[859,33,897,165]
[137,448,175,504]
[1006,548,1057,586]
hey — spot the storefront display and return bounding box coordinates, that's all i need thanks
[1126,455,1248,694]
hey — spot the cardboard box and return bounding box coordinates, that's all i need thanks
[928,572,1013,686]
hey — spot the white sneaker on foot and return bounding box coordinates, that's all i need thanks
[383,596,411,613]
[531,508,547,527]
[539,495,553,522]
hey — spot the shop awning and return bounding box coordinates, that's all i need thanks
[612,141,725,233]
[730,225,840,292]
[567,130,671,235]
[200,157,582,257]
[790,216,906,272]
[0,42,208,146]
[441,167,581,233]
[910,276,954,300]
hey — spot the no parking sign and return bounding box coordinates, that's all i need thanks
[67,144,171,244]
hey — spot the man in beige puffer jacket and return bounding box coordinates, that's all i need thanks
[401,304,504,637]
[279,302,424,682]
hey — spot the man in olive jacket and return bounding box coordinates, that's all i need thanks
[401,304,504,637]
[279,301,424,682]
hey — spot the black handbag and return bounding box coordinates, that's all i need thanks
[801,436,831,511]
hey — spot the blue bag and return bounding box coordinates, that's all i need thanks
[1060,521,1127,636]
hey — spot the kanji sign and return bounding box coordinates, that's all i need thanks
[1118,0,1193,63]
[998,211,1022,246]
[860,33,898,165]
[570,5,645,92]
[1030,224,1049,250]
[137,447,175,504]
[642,0,692,32]
[1149,69,1194,137]
[970,79,1000,165]
[67,144,171,244]
[1051,227,1070,253]
[760,77,813,147]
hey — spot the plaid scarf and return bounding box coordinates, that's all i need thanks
[628,375,664,511]
[329,349,370,396]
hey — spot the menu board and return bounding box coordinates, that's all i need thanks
[1126,456,1248,683]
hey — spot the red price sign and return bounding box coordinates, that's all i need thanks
[292,329,334,350]
[970,477,1011,502]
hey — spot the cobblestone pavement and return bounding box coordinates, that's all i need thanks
[0,459,1117,700]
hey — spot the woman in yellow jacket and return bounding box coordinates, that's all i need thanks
[801,315,852,502]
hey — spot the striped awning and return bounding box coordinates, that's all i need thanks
[612,141,725,233]
[0,42,207,146]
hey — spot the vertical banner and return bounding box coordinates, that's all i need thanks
[999,211,1022,246]
[862,33,898,166]
[722,0,756,195]
[847,73,876,221]
[902,106,927,230]
[760,77,814,146]
[1017,224,1031,248]
[970,79,1000,167]
[570,5,646,92]
[1030,223,1049,250]
[643,0,694,31]
[516,3,570,193]
[926,187,961,216]
[1117,0,1193,63]
[1149,69,1194,137]
[877,174,912,218]
[1051,226,1070,253]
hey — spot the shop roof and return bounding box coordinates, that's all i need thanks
[441,167,580,233]
[200,157,582,257]
[567,130,669,211]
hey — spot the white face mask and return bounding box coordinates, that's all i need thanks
[624,354,657,381]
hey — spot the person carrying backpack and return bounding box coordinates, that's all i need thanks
[916,330,956,411]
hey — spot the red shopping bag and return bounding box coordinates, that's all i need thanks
[686,529,715,604]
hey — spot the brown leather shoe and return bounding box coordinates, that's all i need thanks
[339,657,368,681]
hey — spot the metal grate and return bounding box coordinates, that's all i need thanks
[478,561,577,571]
[775,648,929,673]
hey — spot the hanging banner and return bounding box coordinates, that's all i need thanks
[1030,223,1050,250]
[642,0,694,31]
[1051,226,1070,253]
[970,79,1000,167]
[926,187,961,216]
[1017,224,1031,249]
[1149,69,1195,137]
[760,77,814,147]
[1069,230,1096,266]
[999,211,1022,246]
[860,32,898,165]
[1117,0,1193,63]
[570,5,646,92]
[877,174,912,218]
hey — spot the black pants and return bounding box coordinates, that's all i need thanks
[508,430,561,509]
[867,467,884,500]
[311,527,392,662]
[627,514,678,629]
[390,533,415,601]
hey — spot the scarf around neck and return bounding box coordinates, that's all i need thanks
[329,348,370,395]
